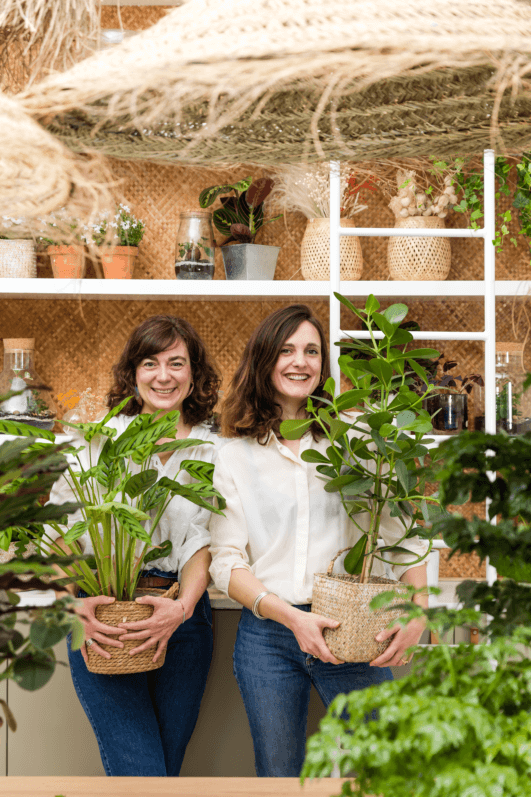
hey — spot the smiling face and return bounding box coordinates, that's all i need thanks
[135,338,192,416]
[271,320,322,416]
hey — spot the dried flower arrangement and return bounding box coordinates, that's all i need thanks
[270,163,375,219]
[388,169,459,221]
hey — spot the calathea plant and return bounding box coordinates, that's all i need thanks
[198,176,280,244]
[301,426,531,796]
[280,294,445,581]
[1,397,226,601]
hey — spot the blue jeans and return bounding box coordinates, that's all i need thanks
[67,590,213,776]
[233,605,393,777]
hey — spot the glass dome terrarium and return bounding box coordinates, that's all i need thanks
[174,211,215,280]
[0,339,57,430]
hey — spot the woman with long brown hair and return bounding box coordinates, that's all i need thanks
[49,315,221,776]
[209,304,428,777]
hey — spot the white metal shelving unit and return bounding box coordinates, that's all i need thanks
[328,150,499,587]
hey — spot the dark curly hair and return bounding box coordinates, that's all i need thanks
[221,304,330,442]
[107,315,220,426]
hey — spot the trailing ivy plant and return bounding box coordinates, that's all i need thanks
[301,426,531,796]
[280,293,444,582]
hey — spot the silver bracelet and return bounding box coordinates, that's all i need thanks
[252,590,275,620]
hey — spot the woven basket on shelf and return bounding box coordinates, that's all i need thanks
[86,580,180,674]
[388,216,451,281]
[311,547,407,663]
[300,218,363,280]
[0,240,36,278]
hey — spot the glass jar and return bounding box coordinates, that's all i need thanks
[174,211,215,280]
[0,339,57,430]
[495,342,531,434]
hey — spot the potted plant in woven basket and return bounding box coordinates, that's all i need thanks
[198,177,281,279]
[1,397,225,675]
[270,163,374,280]
[387,169,459,281]
[0,216,37,279]
[90,203,145,279]
[280,294,444,663]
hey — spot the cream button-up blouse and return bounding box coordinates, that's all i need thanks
[209,430,428,605]
[44,415,221,577]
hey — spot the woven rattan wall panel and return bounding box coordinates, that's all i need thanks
[100,6,170,29]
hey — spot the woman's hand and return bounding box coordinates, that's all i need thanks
[289,610,344,665]
[117,596,186,663]
[369,616,426,668]
[75,596,124,663]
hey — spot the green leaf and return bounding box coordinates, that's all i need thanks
[389,328,414,347]
[368,411,393,431]
[365,295,380,315]
[333,293,365,321]
[329,419,351,442]
[0,419,53,440]
[395,460,410,493]
[112,508,152,544]
[300,449,330,464]
[344,536,368,575]
[14,651,55,691]
[384,303,408,325]
[153,438,208,454]
[371,430,387,455]
[407,358,431,386]
[369,590,399,610]
[334,389,372,411]
[322,377,336,396]
[279,419,313,439]
[342,477,373,496]
[124,469,158,498]
[198,178,251,208]
[30,617,70,650]
[367,359,393,385]
[404,348,440,359]
[372,313,394,338]
[62,520,91,545]
[378,423,395,438]
[396,410,416,428]
[323,474,361,493]
[143,539,172,564]
[179,460,215,484]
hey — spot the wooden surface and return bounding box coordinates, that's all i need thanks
[0,777,348,796]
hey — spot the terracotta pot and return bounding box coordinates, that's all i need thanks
[101,246,138,279]
[47,245,84,279]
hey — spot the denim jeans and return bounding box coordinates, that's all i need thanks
[67,589,212,776]
[233,605,393,777]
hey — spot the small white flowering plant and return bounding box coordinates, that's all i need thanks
[90,204,145,248]
[36,208,87,247]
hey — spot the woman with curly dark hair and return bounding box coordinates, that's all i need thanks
[50,315,221,776]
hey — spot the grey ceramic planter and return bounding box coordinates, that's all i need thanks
[221,244,280,280]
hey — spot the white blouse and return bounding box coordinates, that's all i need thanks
[45,415,222,576]
[209,430,428,605]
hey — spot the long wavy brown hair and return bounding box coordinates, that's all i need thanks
[221,305,330,441]
[107,315,220,426]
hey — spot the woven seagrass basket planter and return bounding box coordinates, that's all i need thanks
[0,240,36,278]
[311,549,407,663]
[300,218,363,280]
[86,580,179,674]
[388,217,451,281]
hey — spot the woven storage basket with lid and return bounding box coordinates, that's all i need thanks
[86,580,179,674]
[301,218,363,280]
[0,240,36,278]
[388,216,451,281]
[311,547,407,663]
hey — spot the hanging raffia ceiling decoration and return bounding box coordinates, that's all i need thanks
[0,91,113,246]
[17,0,531,165]
[0,0,100,92]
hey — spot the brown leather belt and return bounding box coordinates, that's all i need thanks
[137,576,176,589]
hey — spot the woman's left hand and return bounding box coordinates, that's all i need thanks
[369,617,426,668]
[117,596,186,663]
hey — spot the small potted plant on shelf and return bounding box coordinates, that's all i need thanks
[0,397,226,675]
[38,208,87,279]
[416,354,484,435]
[0,216,37,279]
[198,177,281,279]
[90,203,145,279]
[387,168,460,281]
[279,294,443,663]
[270,163,373,280]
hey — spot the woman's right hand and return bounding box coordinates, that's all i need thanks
[289,610,344,665]
[75,596,125,663]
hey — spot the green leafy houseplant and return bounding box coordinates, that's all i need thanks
[280,294,443,583]
[0,396,225,601]
[0,416,86,728]
[198,177,280,244]
[89,203,145,248]
[301,428,531,796]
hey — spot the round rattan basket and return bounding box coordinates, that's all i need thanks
[311,548,407,663]
[387,216,451,281]
[0,240,36,278]
[86,580,179,674]
[300,218,363,280]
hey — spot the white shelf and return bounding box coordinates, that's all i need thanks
[0,278,529,301]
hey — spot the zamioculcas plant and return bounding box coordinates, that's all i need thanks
[198,176,280,244]
[280,294,445,582]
